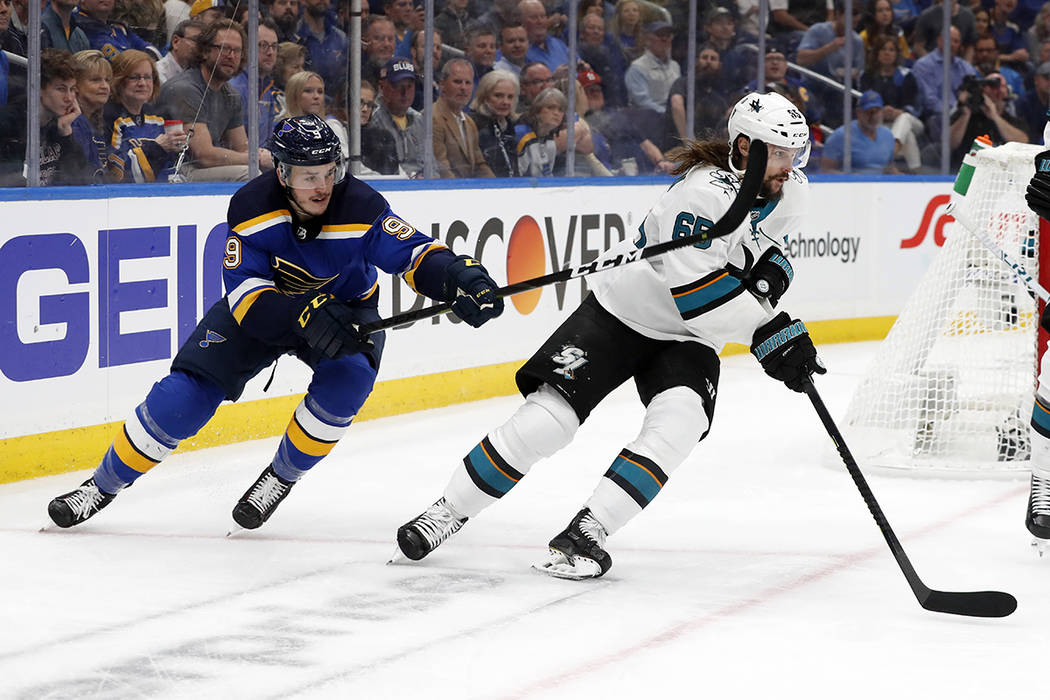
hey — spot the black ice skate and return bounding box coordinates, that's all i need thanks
[1027,472,1050,556]
[232,465,295,530]
[47,478,117,528]
[534,508,612,580]
[393,497,468,561]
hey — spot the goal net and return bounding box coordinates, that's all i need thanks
[842,142,1045,477]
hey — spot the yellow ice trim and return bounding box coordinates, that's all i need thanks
[0,316,894,485]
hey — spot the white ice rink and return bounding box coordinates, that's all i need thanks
[1,341,1045,699]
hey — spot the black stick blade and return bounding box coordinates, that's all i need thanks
[920,590,1017,618]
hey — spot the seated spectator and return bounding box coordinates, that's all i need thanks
[911,25,976,140]
[860,36,924,171]
[912,0,976,63]
[744,46,822,124]
[821,90,897,172]
[264,0,300,43]
[362,15,397,87]
[464,24,498,85]
[948,72,1027,169]
[519,61,553,110]
[372,56,424,176]
[624,21,679,114]
[157,19,203,84]
[515,86,565,176]
[797,0,866,127]
[277,71,360,169]
[77,0,162,61]
[469,68,520,177]
[974,7,989,39]
[164,0,192,42]
[1018,61,1050,142]
[274,40,307,97]
[116,0,168,48]
[72,49,112,180]
[105,49,187,182]
[1,0,25,57]
[702,8,751,90]
[611,0,644,62]
[433,58,494,178]
[157,19,270,180]
[0,0,16,104]
[581,69,671,174]
[494,24,530,76]
[435,0,475,50]
[1026,5,1050,62]
[0,49,93,186]
[229,19,282,146]
[664,44,730,148]
[972,35,1024,101]
[188,0,232,26]
[358,79,400,175]
[858,0,911,66]
[521,0,569,72]
[409,27,442,112]
[769,0,831,56]
[987,0,1028,73]
[577,10,628,107]
[42,0,90,54]
[515,85,605,177]
[888,0,920,33]
[298,0,348,98]
[384,0,414,56]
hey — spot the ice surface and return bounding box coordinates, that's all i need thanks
[1,342,1043,699]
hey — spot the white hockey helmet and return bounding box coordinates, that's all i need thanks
[727,91,810,170]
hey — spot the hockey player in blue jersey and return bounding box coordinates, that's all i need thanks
[47,114,504,530]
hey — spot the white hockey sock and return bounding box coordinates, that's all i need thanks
[586,387,708,535]
[444,384,580,517]
[1032,389,1050,480]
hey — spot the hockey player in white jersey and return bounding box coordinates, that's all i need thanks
[393,91,826,579]
[1023,150,1050,552]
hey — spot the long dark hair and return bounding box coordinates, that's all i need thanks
[666,138,736,175]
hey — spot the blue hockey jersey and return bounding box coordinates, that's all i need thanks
[224,171,456,345]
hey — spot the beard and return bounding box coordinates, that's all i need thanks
[759,173,787,201]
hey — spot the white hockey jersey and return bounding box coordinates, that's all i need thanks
[593,162,810,352]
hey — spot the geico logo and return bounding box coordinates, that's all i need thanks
[0,224,229,382]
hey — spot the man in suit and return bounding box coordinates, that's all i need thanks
[433,58,495,178]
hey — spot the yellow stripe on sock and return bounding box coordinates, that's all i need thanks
[112,427,159,474]
[285,417,337,457]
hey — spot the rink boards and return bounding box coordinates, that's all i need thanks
[0,175,953,483]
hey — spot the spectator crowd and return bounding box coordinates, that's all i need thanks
[2,0,1048,185]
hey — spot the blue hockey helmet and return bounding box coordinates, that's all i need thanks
[271,114,346,186]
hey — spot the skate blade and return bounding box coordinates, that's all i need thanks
[387,545,409,565]
[1031,537,1050,557]
[532,550,602,580]
[226,525,247,538]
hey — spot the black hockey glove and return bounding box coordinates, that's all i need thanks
[745,246,794,307]
[444,255,505,328]
[296,293,374,359]
[1025,150,1050,221]
[750,312,827,392]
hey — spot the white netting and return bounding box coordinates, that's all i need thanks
[843,142,1042,477]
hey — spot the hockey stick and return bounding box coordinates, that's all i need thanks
[946,198,1050,302]
[358,141,769,335]
[804,381,1017,617]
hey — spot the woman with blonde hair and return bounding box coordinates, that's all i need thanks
[105,49,188,182]
[610,0,644,60]
[470,69,521,177]
[71,49,112,179]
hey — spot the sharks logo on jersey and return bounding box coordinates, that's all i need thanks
[708,170,739,198]
[271,256,339,295]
